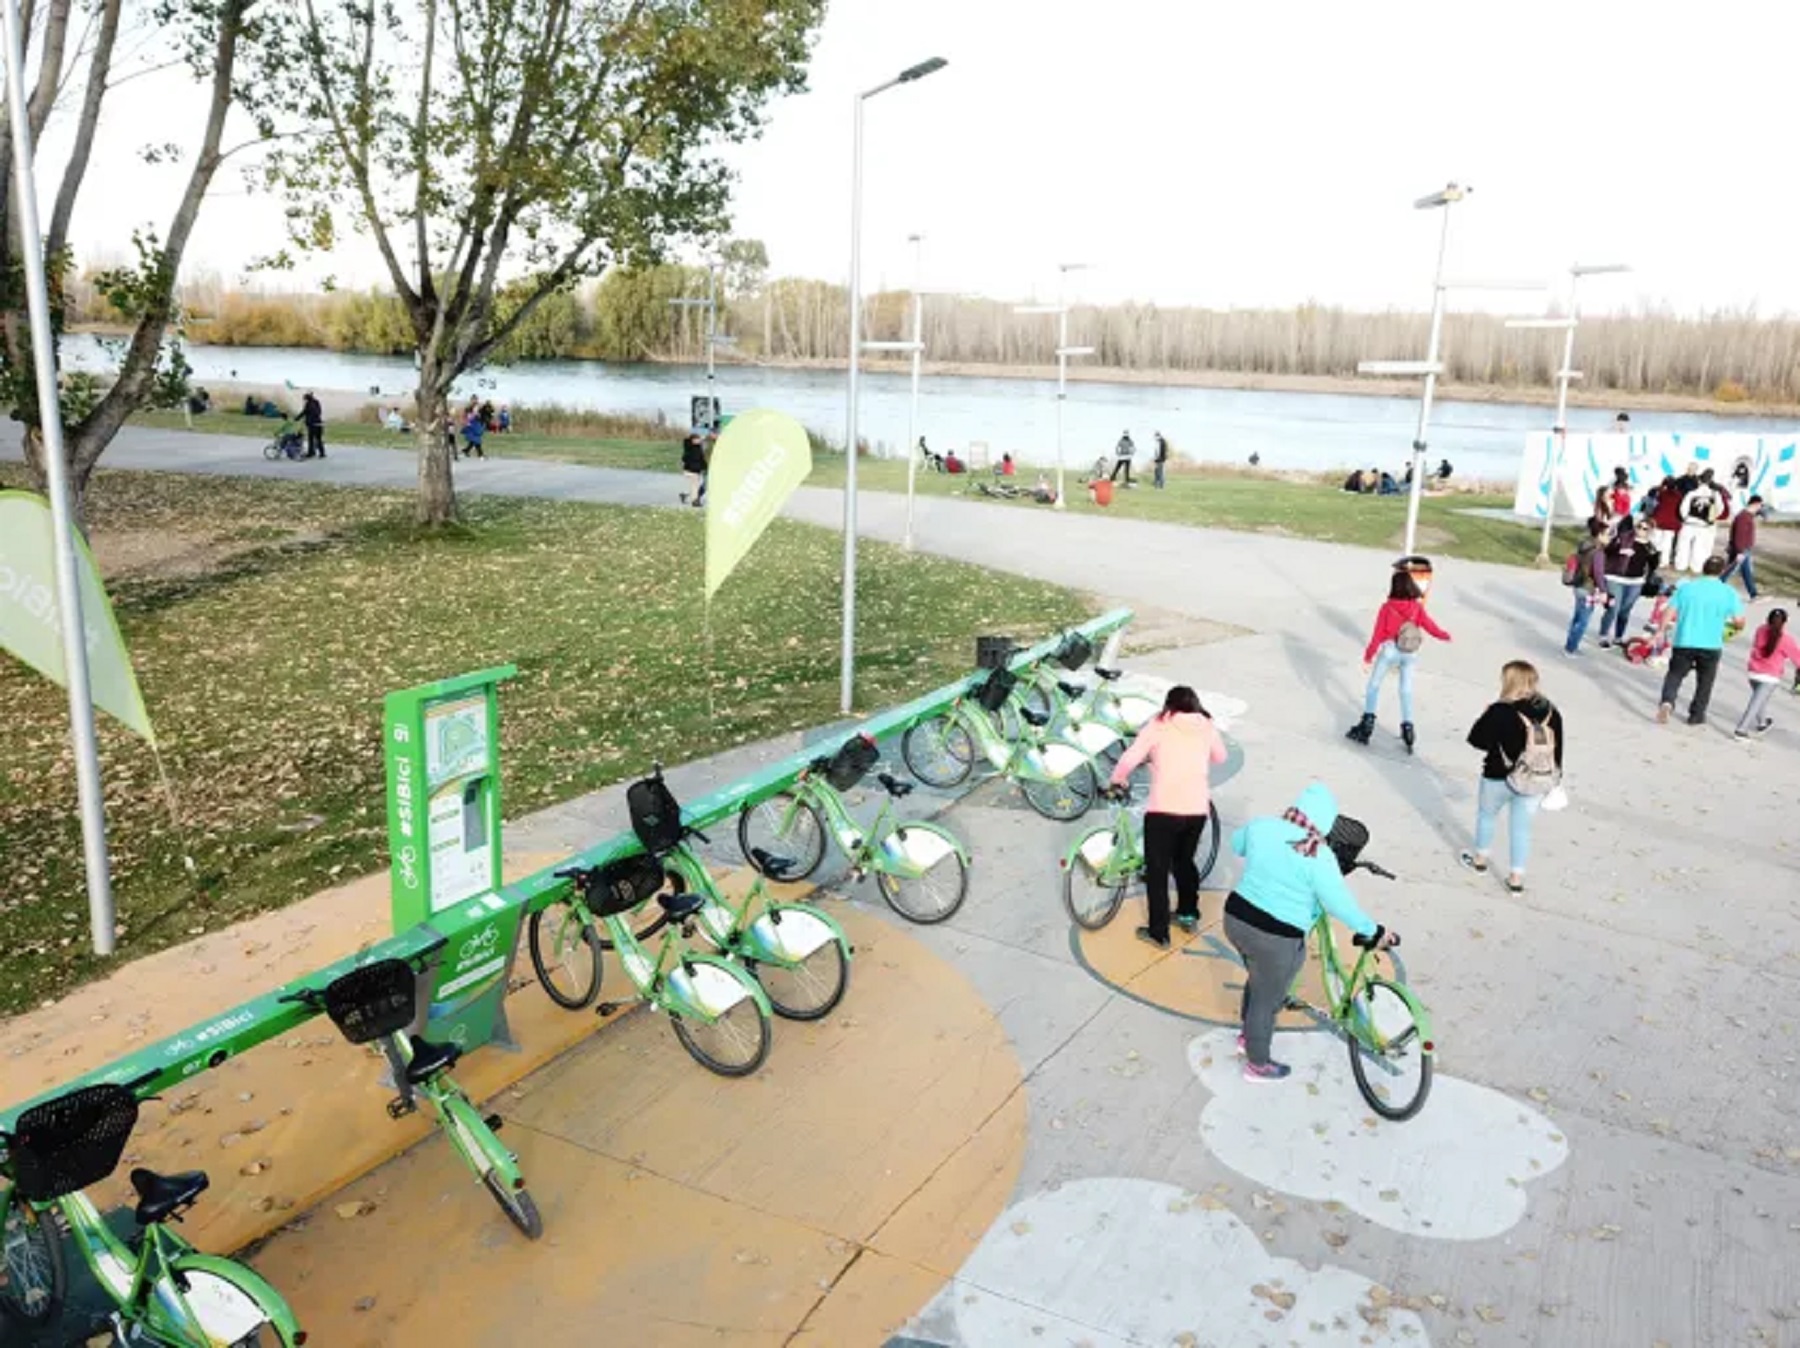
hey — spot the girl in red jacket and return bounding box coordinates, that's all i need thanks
[1346,571,1451,753]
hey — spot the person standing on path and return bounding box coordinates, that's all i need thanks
[1606,466,1633,530]
[1110,430,1136,486]
[679,430,709,507]
[1734,608,1800,740]
[1597,519,1656,649]
[1461,661,1564,896]
[1152,431,1170,489]
[1657,556,1746,726]
[1346,570,1451,754]
[301,392,325,459]
[1563,518,1609,656]
[1676,469,1726,573]
[1225,782,1395,1082]
[1721,494,1764,600]
[1646,475,1682,571]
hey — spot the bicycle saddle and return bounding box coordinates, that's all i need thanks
[404,1034,460,1085]
[1019,707,1050,728]
[1094,667,1123,682]
[130,1168,209,1225]
[750,847,798,880]
[657,889,707,922]
[877,772,914,798]
[1056,680,1086,698]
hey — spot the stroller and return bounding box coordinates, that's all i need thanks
[261,418,305,462]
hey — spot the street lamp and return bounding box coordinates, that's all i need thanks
[669,263,728,429]
[902,233,925,549]
[841,56,948,714]
[1015,261,1095,510]
[1507,262,1632,561]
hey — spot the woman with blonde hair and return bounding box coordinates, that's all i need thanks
[1460,661,1565,895]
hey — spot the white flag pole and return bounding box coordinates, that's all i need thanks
[3,0,117,955]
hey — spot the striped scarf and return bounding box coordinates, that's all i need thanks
[1282,806,1325,857]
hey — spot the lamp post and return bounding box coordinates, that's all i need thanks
[841,56,947,715]
[1508,262,1632,561]
[669,262,722,429]
[1399,183,1468,557]
[3,0,115,954]
[1015,262,1094,510]
[903,233,924,549]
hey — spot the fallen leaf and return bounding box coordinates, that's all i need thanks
[335,1199,376,1220]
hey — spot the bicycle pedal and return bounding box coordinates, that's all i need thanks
[386,1096,417,1120]
[596,1001,620,1017]
[484,1114,504,1133]
[1281,997,1308,1013]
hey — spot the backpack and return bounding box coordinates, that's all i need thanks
[1395,621,1423,653]
[1505,713,1561,796]
[1560,550,1584,587]
[1686,491,1714,523]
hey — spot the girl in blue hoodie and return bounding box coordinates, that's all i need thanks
[1226,782,1398,1081]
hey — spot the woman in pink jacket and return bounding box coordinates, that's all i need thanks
[1735,607,1800,739]
[1108,686,1227,949]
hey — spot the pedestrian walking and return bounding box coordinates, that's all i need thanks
[1346,570,1451,754]
[1675,469,1726,572]
[1460,660,1564,896]
[301,392,325,459]
[1656,556,1746,726]
[679,430,709,506]
[1720,494,1764,600]
[1109,430,1136,486]
[1734,608,1800,740]
[461,408,486,459]
[1645,475,1682,569]
[1225,783,1396,1082]
[1562,518,1608,656]
[1152,431,1170,489]
[1106,685,1227,950]
[1596,519,1656,649]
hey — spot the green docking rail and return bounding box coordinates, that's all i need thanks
[1,609,1133,1123]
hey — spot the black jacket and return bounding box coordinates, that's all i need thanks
[1467,696,1564,781]
[681,435,708,473]
[301,395,323,428]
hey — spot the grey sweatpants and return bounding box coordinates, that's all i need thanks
[1735,679,1779,735]
[1225,909,1308,1067]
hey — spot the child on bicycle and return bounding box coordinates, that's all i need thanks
[1226,782,1397,1082]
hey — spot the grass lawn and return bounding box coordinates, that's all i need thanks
[0,465,1089,1014]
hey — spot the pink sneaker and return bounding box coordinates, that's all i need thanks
[1235,1033,1246,1057]
[1241,1060,1292,1082]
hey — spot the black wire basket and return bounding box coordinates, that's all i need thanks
[1054,631,1093,671]
[588,853,668,918]
[322,959,418,1045]
[9,1082,141,1202]
[627,775,685,855]
[975,635,1016,670]
[1326,816,1369,876]
[823,734,880,791]
[975,665,1018,712]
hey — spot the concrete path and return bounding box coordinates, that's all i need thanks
[10,426,1800,1345]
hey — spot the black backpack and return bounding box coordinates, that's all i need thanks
[626,773,685,854]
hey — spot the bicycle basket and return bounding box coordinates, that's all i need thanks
[974,635,1016,670]
[1054,631,1093,671]
[975,665,1018,712]
[1326,815,1369,876]
[588,853,667,918]
[10,1083,140,1202]
[627,774,685,854]
[824,734,880,791]
[322,959,418,1044]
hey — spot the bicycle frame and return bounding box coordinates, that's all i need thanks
[1307,915,1436,1059]
[792,774,968,880]
[600,906,773,1025]
[380,1035,524,1195]
[663,845,846,967]
[1079,801,1145,887]
[953,698,1090,784]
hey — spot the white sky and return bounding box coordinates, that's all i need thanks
[44,0,1800,316]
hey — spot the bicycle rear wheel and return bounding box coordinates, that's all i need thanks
[902,716,975,788]
[1020,761,1098,821]
[1347,978,1433,1121]
[672,996,772,1077]
[1062,828,1131,930]
[481,1171,544,1240]
[753,941,850,1020]
[527,901,602,1009]
[1196,801,1222,884]
[737,794,827,880]
[0,1200,63,1324]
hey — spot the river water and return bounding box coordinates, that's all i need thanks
[62,334,1797,482]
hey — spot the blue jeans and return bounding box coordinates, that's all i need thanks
[1600,578,1642,641]
[1474,776,1542,875]
[1564,589,1599,652]
[1723,550,1758,599]
[1363,641,1416,722]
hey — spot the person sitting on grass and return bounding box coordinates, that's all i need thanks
[943,448,965,474]
[1377,470,1400,496]
[1343,468,1367,494]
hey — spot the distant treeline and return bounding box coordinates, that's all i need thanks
[64,263,1800,404]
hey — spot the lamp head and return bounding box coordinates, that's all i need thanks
[899,57,948,82]
[1413,182,1471,210]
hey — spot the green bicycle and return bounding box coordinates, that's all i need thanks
[737,733,972,923]
[901,670,1100,821]
[1059,785,1223,929]
[0,1076,304,1345]
[281,948,542,1238]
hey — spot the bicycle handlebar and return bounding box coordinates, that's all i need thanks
[1351,928,1400,950]
[1353,859,1398,881]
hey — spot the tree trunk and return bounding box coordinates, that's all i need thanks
[414,370,457,525]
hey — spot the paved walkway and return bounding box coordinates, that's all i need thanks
[8,426,1800,1345]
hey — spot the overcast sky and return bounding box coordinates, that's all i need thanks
[45,0,1800,316]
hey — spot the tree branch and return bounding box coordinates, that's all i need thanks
[46,0,120,259]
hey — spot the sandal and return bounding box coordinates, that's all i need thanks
[1457,850,1489,874]
[1505,876,1526,895]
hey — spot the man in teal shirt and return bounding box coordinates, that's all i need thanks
[1657,556,1746,725]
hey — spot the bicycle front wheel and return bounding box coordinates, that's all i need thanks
[482,1171,544,1240]
[902,716,975,788]
[1347,978,1433,1121]
[1062,828,1131,930]
[1196,801,1222,884]
[528,901,602,1009]
[737,794,827,880]
[1020,761,1098,821]
[754,941,850,1020]
[875,845,968,924]
[0,1199,63,1324]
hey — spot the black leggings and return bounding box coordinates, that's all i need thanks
[1142,811,1208,942]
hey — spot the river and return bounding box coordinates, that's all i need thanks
[61,334,1798,482]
